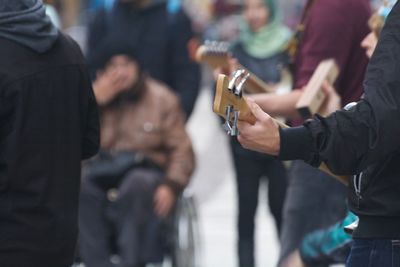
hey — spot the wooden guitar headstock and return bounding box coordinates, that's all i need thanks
[214,74,256,128]
[213,71,286,136]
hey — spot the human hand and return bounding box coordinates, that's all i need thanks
[154,184,176,218]
[93,70,128,105]
[213,56,239,80]
[318,81,341,117]
[237,98,281,155]
[281,250,306,267]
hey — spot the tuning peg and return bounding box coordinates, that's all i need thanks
[230,109,240,136]
[222,105,240,136]
[229,69,246,92]
[222,120,233,135]
[235,72,250,97]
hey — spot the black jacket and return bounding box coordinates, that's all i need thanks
[87,2,200,118]
[279,2,400,238]
[0,34,99,266]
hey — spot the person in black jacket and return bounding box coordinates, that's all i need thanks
[86,0,201,118]
[0,1,100,266]
[237,1,400,266]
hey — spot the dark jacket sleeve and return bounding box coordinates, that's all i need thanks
[82,79,100,160]
[279,2,400,175]
[80,65,100,160]
[167,10,200,118]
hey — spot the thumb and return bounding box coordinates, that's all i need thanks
[246,98,268,121]
[322,80,334,95]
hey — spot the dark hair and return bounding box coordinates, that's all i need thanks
[87,39,141,77]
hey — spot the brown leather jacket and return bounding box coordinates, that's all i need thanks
[100,77,195,192]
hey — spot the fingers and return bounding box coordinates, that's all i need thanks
[246,97,269,121]
[154,193,168,217]
[153,186,175,218]
[228,57,239,73]
[321,80,335,95]
[213,67,223,80]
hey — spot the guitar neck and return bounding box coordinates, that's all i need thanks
[237,64,276,94]
[196,46,275,94]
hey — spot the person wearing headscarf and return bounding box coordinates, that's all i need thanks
[0,0,99,266]
[228,1,291,266]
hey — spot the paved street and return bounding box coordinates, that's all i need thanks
[186,87,280,267]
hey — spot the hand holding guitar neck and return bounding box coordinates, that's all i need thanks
[214,71,348,186]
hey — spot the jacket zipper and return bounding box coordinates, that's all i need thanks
[353,172,363,207]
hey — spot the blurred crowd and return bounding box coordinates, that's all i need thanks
[41,0,394,267]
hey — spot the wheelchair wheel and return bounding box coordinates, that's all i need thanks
[171,192,201,267]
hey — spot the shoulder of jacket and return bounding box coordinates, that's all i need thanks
[146,77,180,105]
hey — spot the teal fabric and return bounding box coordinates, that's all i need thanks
[238,0,291,59]
[300,211,358,264]
[378,0,397,20]
[264,0,278,20]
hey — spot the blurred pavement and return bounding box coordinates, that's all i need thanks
[186,87,280,267]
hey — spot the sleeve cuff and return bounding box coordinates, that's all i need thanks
[278,126,315,162]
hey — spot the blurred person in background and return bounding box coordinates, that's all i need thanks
[88,0,115,11]
[0,0,99,266]
[86,0,201,119]
[228,0,291,266]
[79,40,195,267]
[278,0,306,29]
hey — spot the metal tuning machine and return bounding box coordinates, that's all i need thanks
[222,69,250,136]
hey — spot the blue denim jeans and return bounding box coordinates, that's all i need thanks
[346,239,400,267]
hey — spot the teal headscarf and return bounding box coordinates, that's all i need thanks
[239,0,292,59]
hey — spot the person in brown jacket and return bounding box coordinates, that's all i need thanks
[79,41,195,267]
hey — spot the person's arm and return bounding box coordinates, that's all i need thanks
[80,67,100,160]
[252,90,303,119]
[167,10,201,118]
[161,92,195,192]
[154,91,195,217]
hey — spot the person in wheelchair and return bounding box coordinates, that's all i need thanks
[79,40,195,267]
